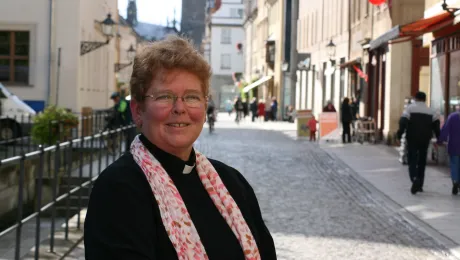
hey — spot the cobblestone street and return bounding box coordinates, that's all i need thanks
[196,113,458,260]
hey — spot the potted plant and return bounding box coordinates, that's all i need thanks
[31,106,79,145]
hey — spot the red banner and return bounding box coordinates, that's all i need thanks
[353,65,368,82]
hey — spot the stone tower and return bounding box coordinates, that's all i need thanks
[127,0,138,26]
[180,0,207,50]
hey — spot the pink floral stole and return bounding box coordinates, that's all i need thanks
[130,136,261,260]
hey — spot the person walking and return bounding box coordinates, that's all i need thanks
[234,96,244,123]
[258,99,265,122]
[250,97,258,122]
[308,115,318,142]
[341,98,353,143]
[397,91,441,195]
[438,105,460,195]
[270,97,278,121]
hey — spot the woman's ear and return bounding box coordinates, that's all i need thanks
[130,99,142,127]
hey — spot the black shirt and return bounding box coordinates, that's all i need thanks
[84,135,277,260]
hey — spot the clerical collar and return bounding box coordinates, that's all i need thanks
[139,134,196,175]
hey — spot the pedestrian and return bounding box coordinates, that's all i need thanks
[341,97,353,143]
[242,98,249,119]
[250,97,258,122]
[234,96,244,122]
[225,98,233,116]
[323,100,336,112]
[397,91,441,195]
[258,99,265,122]
[438,105,460,195]
[271,97,278,121]
[308,115,318,142]
[84,35,277,260]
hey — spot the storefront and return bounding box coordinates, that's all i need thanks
[367,11,454,139]
[430,25,460,124]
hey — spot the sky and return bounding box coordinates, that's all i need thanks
[118,0,182,27]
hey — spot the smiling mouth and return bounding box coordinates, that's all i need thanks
[167,123,190,128]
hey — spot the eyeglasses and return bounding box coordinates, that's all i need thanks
[145,93,207,108]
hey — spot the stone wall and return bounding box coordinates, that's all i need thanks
[0,147,98,231]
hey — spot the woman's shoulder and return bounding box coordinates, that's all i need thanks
[94,153,148,190]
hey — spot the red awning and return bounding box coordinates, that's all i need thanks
[400,12,453,36]
[391,12,454,44]
[370,12,454,49]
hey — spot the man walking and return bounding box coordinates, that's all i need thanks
[397,91,441,194]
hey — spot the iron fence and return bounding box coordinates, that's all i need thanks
[0,119,136,260]
[0,109,112,160]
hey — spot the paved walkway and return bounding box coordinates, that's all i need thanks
[321,141,460,258]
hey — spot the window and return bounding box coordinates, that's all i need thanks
[449,50,460,115]
[220,54,231,70]
[430,55,446,119]
[0,31,29,85]
[221,28,231,44]
[230,8,243,18]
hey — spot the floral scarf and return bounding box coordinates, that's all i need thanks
[130,135,261,260]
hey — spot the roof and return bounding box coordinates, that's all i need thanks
[134,22,178,41]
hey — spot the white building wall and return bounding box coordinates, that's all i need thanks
[210,0,245,76]
[244,21,253,82]
[78,0,117,111]
[54,0,80,110]
[0,0,118,112]
[0,0,51,107]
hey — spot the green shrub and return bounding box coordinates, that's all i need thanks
[31,106,79,145]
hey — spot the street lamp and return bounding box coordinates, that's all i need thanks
[80,13,116,56]
[101,13,116,37]
[442,0,460,15]
[127,44,136,62]
[115,45,136,72]
[326,39,336,61]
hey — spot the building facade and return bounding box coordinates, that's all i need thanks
[241,0,286,119]
[0,0,121,112]
[296,0,426,141]
[207,0,245,108]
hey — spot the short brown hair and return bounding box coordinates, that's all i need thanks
[130,35,212,103]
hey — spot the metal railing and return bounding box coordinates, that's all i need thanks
[0,116,136,259]
[0,109,112,160]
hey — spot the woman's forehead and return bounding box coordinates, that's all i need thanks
[151,70,202,92]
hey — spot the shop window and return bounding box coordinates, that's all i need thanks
[430,55,446,119]
[449,50,460,114]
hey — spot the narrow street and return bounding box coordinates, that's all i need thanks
[196,113,458,260]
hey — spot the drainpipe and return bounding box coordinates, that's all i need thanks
[46,0,55,107]
[289,0,299,108]
[347,0,351,61]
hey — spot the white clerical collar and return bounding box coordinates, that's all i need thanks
[183,164,195,174]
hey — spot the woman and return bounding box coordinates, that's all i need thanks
[84,35,277,260]
[258,99,265,122]
[341,97,353,143]
[438,106,460,195]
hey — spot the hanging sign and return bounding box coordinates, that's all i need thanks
[369,0,386,5]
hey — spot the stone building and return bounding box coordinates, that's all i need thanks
[181,0,207,50]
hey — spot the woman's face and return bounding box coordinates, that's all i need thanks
[131,69,206,160]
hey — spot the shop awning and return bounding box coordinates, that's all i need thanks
[242,75,273,93]
[369,12,454,50]
[339,58,361,68]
